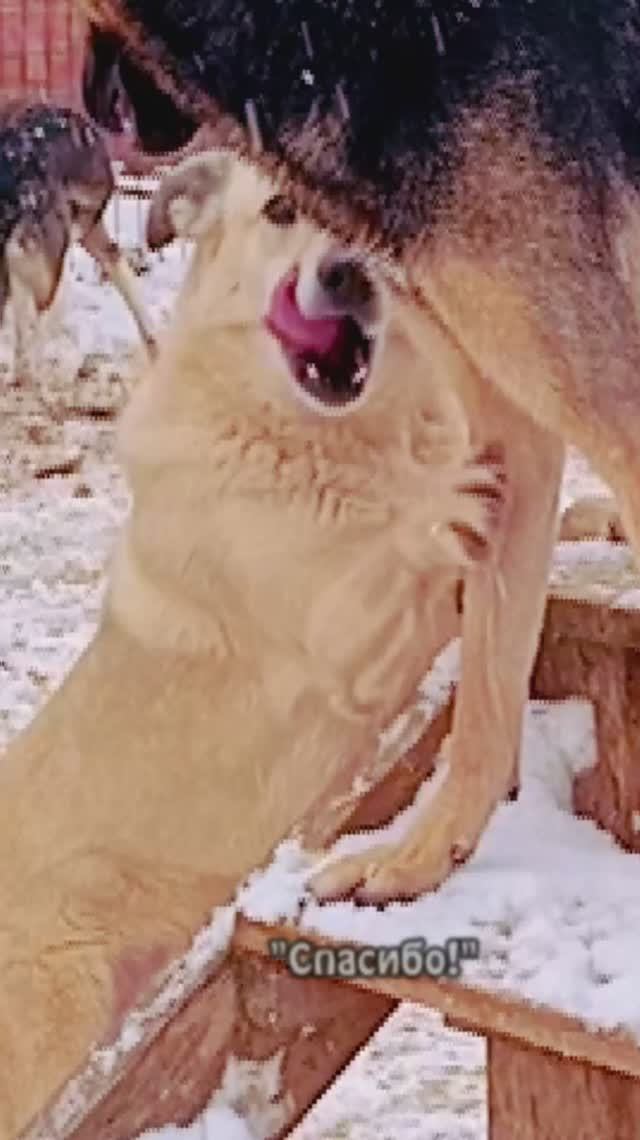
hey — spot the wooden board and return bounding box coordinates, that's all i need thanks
[488,1037,640,1140]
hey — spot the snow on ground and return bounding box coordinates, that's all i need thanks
[0,185,625,1139]
[138,1106,255,1140]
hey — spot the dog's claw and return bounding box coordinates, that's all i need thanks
[310,850,380,902]
[312,843,456,905]
[310,762,508,905]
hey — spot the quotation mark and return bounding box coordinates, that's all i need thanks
[269,939,289,959]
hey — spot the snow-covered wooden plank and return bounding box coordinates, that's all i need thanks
[548,540,640,645]
[536,563,640,853]
[30,949,394,1140]
[232,687,640,1137]
[233,696,640,1069]
[235,916,640,1081]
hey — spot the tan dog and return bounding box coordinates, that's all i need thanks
[0,151,526,1130]
[138,151,564,903]
[124,149,508,727]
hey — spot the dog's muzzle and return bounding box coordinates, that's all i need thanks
[265,252,381,414]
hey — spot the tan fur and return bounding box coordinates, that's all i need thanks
[312,111,638,902]
[126,152,565,904]
[312,103,640,899]
[312,107,640,901]
[74,6,640,533]
[113,155,508,715]
[0,154,521,1132]
[4,199,70,382]
[312,286,564,900]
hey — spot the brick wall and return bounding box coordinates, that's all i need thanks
[0,0,85,107]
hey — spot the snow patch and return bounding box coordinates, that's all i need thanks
[240,699,640,1043]
[136,1106,255,1140]
[133,1051,288,1140]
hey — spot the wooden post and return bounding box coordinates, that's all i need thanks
[488,1036,640,1140]
[533,594,640,852]
[49,952,394,1140]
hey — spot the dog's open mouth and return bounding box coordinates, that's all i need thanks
[265,271,374,411]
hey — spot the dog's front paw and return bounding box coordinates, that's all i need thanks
[439,443,507,567]
[310,833,463,903]
[311,833,461,904]
[311,762,502,903]
[393,442,507,573]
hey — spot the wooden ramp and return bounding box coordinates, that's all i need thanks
[11,543,640,1140]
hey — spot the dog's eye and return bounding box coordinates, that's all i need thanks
[262,194,297,226]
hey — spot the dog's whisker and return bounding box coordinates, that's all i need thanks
[335,84,350,121]
[245,100,264,156]
[301,21,314,59]
[430,13,446,56]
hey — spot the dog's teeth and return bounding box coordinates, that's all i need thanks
[306,362,320,380]
[351,350,368,388]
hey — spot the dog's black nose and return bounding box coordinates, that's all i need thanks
[318,257,375,310]
[82,25,199,155]
[315,254,379,326]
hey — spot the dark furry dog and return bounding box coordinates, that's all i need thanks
[0,100,154,382]
[77,1,640,898]
[80,4,640,249]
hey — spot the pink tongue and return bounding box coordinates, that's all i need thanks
[266,272,342,355]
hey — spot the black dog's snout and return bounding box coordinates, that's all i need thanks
[82,26,199,155]
[317,256,376,313]
[82,29,125,135]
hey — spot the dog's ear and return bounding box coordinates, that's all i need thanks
[146,150,233,250]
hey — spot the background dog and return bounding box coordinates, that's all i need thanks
[0,99,154,384]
